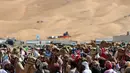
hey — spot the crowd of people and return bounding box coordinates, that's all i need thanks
[0,41,130,73]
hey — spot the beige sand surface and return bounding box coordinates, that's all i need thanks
[0,0,130,41]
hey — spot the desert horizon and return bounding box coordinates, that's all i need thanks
[1,0,130,41]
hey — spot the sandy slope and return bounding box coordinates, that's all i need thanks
[0,0,130,41]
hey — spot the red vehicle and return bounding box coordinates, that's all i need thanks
[47,32,71,39]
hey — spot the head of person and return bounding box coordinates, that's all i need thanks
[118,47,125,56]
[81,61,91,73]
[90,47,97,55]
[124,61,130,73]
[39,55,45,62]
[99,57,106,68]
[107,53,113,59]
[2,59,11,70]
[6,65,14,73]
[42,62,48,69]
[92,61,100,67]
[125,61,130,68]
[91,61,101,73]
[70,60,77,69]
[119,60,126,68]
[104,61,113,70]
[12,48,20,56]
[52,47,60,55]
[53,63,60,73]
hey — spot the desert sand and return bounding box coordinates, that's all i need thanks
[0,0,130,41]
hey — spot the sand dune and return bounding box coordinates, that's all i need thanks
[0,0,130,41]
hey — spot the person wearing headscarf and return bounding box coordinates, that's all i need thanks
[81,61,92,73]
[104,61,116,73]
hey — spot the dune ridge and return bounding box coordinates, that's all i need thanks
[0,0,130,41]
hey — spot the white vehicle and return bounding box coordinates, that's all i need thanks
[47,36,58,39]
